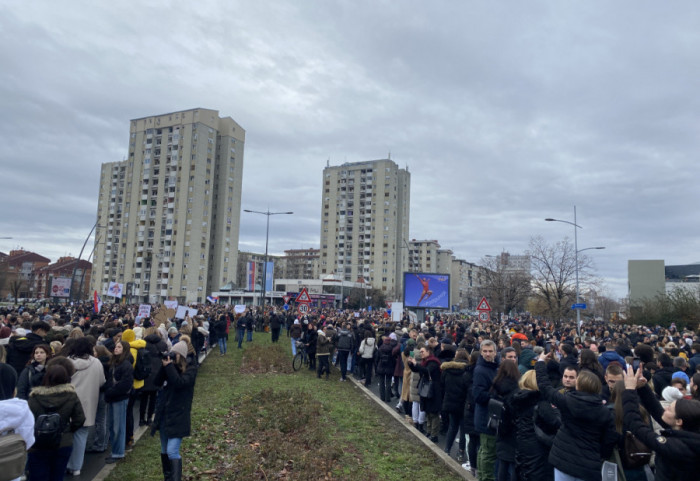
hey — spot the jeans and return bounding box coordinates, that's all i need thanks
[554,469,585,481]
[246,329,253,342]
[108,398,128,458]
[87,392,107,451]
[291,337,299,356]
[218,336,227,354]
[444,411,463,453]
[378,373,392,401]
[237,328,245,348]
[337,350,349,379]
[67,426,89,472]
[27,446,72,481]
[497,460,517,481]
[159,430,183,460]
[477,433,497,481]
[361,357,373,385]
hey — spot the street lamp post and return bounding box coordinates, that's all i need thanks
[244,209,293,307]
[545,206,605,336]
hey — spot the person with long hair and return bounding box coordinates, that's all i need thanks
[16,344,51,399]
[27,364,85,481]
[622,365,700,481]
[407,343,442,442]
[609,381,650,481]
[153,340,198,481]
[103,340,133,464]
[510,369,559,481]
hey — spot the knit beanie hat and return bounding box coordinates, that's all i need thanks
[171,341,188,358]
[662,386,684,402]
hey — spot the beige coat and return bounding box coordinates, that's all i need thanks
[70,355,106,426]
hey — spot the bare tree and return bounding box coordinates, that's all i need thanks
[529,235,596,323]
[479,255,531,317]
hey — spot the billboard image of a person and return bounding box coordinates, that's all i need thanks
[415,273,433,305]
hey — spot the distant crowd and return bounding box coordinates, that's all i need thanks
[1,302,699,481]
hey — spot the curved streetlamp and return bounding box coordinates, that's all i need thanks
[244,209,293,307]
[545,207,604,336]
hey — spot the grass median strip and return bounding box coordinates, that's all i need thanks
[106,335,455,480]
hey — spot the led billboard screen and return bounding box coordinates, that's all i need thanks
[403,272,450,309]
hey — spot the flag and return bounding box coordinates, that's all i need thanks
[93,291,103,314]
[207,295,218,304]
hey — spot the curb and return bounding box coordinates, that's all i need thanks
[348,376,475,480]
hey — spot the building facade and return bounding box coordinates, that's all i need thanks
[319,159,410,298]
[34,257,93,300]
[283,248,319,280]
[1,250,51,299]
[91,108,245,303]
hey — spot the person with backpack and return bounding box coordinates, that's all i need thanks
[153,341,198,481]
[122,329,148,450]
[27,363,85,481]
[104,340,133,464]
[336,323,354,382]
[376,335,397,402]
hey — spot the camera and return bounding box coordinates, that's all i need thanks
[160,351,177,360]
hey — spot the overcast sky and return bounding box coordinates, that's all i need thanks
[2,1,699,300]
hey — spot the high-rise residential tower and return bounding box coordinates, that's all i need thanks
[91,108,245,303]
[319,159,410,298]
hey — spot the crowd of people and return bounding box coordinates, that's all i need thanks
[1,301,699,481]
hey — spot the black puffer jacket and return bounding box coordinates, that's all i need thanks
[142,334,168,392]
[408,355,442,413]
[6,332,45,375]
[623,386,700,481]
[535,361,617,481]
[104,359,133,403]
[493,377,519,463]
[16,362,46,400]
[153,357,198,439]
[462,364,477,434]
[511,389,559,481]
[440,360,468,413]
[652,366,674,399]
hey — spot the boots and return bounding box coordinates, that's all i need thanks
[161,454,172,481]
[170,458,182,481]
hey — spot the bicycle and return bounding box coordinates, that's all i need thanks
[292,341,309,371]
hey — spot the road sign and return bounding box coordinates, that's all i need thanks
[283,295,291,304]
[295,288,311,303]
[298,303,310,315]
[283,304,289,311]
[479,311,490,322]
[476,297,492,311]
[571,303,587,310]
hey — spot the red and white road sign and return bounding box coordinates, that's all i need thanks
[479,311,490,322]
[298,303,310,315]
[295,288,311,303]
[476,297,492,311]
[283,295,292,304]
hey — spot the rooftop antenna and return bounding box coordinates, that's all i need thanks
[326,158,330,168]
[388,151,391,160]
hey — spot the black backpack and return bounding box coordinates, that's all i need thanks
[133,348,152,381]
[379,347,393,369]
[34,411,63,449]
[337,331,353,350]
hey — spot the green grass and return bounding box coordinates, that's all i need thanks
[106,335,456,480]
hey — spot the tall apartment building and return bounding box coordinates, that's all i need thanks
[319,159,410,298]
[407,240,453,274]
[91,108,245,303]
[284,248,320,280]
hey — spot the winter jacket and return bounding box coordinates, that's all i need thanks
[16,362,46,400]
[127,339,147,390]
[598,350,627,371]
[316,332,332,357]
[28,383,85,449]
[392,343,404,378]
[142,333,168,392]
[401,351,413,402]
[493,377,519,463]
[688,352,700,374]
[473,355,499,434]
[408,354,442,413]
[462,364,477,434]
[510,389,558,481]
[358,338,376,359]
[305,329,318,357]
[6,332,45,376]
[652,366,675,399]
[290,323,302,339]
[69,355,106,426]
[558,354,578,375]
[104,358,133,403]
[153,357,198,439]
[409,351,423,403]
[375,341,396,375]
[623,386,700,481]
[440,360,468,413]
[535,361,617,481]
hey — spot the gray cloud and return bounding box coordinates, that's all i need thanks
[2,1,700,299]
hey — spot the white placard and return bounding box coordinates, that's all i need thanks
[107,282,124,298]
[164,300,179,310]
[234,304,246,314]
[137,304,152,318]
